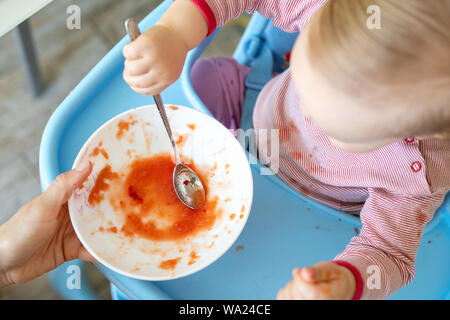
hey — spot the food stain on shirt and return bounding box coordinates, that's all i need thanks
[187,123,196,131]
[279,126,292,141]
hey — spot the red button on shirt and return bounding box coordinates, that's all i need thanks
[411,161,422,172]
[405,137,415,143]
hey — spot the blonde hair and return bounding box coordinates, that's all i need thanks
[306,0,450,137]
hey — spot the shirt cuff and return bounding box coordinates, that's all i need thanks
[332,260,363,300]
[187,0,217,37]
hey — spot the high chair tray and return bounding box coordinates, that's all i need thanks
[39,0,450,299]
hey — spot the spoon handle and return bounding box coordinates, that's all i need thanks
[153,94,182,164]
[125,18,182,164]
[125,18,140,41]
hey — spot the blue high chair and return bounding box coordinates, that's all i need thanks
[40,0,450,300]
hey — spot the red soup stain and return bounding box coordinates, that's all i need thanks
[279,127,290,141]
[91,147,109,159]
[108,227,118,233]
[175,133,189,148]
[99,154,221,241]
[187,123,196,130]
[417,211,427,224]
[88,165,118,205]
[116,119,137,139]
[188,251,200,265]
[158,258,181,270]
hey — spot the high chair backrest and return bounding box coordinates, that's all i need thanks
[233,13,299,72]
[181,13,298,117]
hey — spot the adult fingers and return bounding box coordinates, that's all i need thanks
[78,246,98,263]
[42,162,92,209]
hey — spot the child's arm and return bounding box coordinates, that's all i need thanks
[123,0,208,95]
[0,164,95,287]
[123,0,326,94]
[278,189,446,300]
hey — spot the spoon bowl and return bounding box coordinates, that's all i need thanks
[173,164,206,209]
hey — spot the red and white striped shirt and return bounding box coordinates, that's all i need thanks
[189,0,450,299]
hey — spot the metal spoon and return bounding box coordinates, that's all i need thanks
[125,18,206,210]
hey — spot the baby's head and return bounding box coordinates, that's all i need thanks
[291,0,450,153]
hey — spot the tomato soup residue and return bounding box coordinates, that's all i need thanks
[87,153,221,242]
[158,258,181,270]
[91,147,109,159]
[88,165,118,205]
[116,119,137,139]
[188,251,200,265]
[175,133,189,148]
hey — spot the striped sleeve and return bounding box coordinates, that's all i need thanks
[333,188,447,299]
[187,0,328,36]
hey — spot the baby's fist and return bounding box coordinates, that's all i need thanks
[123,25,188,95]
[277,261,356,300]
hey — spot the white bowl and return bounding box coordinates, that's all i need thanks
[68,105,253,280]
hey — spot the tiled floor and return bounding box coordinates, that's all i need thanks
[0,0,245,299]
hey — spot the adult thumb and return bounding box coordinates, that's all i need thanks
[42,162,92,208]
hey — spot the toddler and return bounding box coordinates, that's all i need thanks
[122,0,450,299]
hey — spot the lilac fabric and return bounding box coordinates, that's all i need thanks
[190,57,251,130]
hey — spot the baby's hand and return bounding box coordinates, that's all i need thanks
[277,261,356,300]
[123,24,189,95]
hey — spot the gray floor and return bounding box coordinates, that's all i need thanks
[0,0,245,299]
